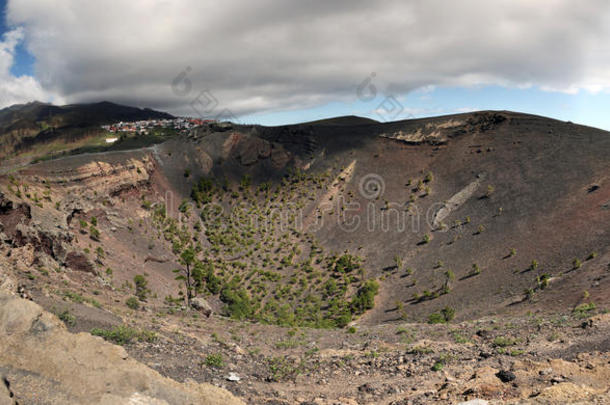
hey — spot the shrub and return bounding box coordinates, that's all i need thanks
[537,273,551,290]
[334,254,362,273]
[573,302,596,318]
[89,225,100,241]
[58,310,76,327]
[422,234,431,244]
[204,353,224,368]
[126,296,140,310]
[587,252,598,260]
[347,326,357,334]
[572,258,582,269]
[133,274,149,301]
[350,280,379,315]
[431,360,444,371]
[441,306,455,322]
[267,356,303,382]
[493,336,517,347]
[428,306,455,324]
[91,326,157,345]
[220,286,253,320]
[428,312,445,324]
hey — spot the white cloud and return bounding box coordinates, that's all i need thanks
[5,0,610,116]
[0,27,57,107]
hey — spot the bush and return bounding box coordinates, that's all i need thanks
[204,353,224,368]
[91,326,157,345]
[493,336,517,347]
[126,296,140,310]
[350,280,379,315]
[220,286,253,320]
[89,225,100,241]
[428,312,445,324]
[58,310,76,327]
[334,254,362,273]
[441,306,455,322]
[573,302,596,318]
[133,274,149,301]
[428,306,455,324]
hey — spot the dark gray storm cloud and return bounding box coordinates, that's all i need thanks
[4,0,610,115]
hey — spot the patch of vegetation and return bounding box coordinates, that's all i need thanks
[350,279,379,315]
[428,306,455,324]
[126,296,140,310]
[58,310,76,327]
[492,336,517,348]
[133,274,150,301]
[89,225,101,241]
[266,356,304,382]
[204,353,225,368]
[431,354,450,371]
[91,326,157,345]
[573,302,596,318]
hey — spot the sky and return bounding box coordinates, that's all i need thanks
[1,0,610,129]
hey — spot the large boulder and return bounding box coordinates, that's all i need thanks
[191,297,213,317]
[0,292,244,405]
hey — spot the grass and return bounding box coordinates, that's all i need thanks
[91,325,157,345]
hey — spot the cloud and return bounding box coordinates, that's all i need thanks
[5,0,610,117]
[0,27,57,107]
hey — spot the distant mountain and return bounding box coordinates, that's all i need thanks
[301,115,379,126]
[0,101,173,159]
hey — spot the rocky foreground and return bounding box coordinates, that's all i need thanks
[0,275,244,405]
[2,262,609,404]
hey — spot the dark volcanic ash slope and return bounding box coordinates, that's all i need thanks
[185,111,610,323]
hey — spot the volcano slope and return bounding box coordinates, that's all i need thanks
[0,110,609,404]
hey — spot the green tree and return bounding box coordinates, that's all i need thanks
[174,247,196,307]
[133,274,149,301]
